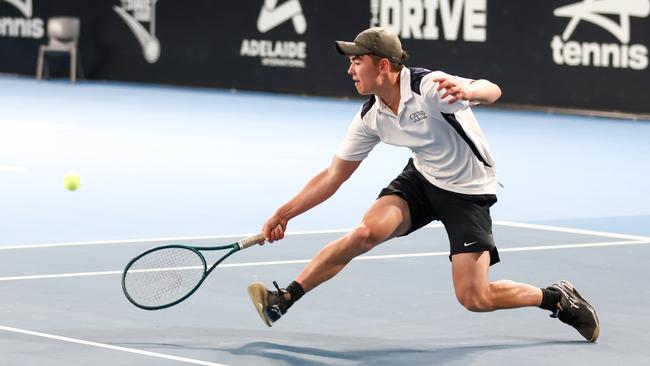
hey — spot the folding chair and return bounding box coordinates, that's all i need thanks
[36,17,83,82]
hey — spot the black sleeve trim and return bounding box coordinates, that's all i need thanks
[441,112,492,168]
[408,67,433,95]
[360,95,376,119]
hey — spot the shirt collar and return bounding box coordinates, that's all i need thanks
[399,67,414,105]
[374,67,413,112]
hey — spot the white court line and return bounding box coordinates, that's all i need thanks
[495,220,650,241]
[1,220,643,250]
[0,165,27,173]
[0,325,230,366]
[498,239,650,252]
[1,239,649,282]
[0,228,365,251]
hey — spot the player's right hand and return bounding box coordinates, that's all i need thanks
[433,77,473,104]
[262,214,288,243]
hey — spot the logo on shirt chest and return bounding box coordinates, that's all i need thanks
[409,111,428,123]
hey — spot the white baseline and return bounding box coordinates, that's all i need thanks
[0,325,230,366]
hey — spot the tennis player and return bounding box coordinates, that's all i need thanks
[248,27,599,342]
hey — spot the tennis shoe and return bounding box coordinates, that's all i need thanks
[248,281,291,327]
[548,280,600,342]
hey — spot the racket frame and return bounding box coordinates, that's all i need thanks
[122,233,264,310]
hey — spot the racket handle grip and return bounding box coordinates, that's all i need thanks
[238,233,265,250]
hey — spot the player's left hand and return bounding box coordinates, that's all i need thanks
[433,77,473,104]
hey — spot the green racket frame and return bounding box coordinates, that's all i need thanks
[121,233,264,310]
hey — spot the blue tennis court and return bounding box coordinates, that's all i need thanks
[1,223,650,365]
[1,77,649,365]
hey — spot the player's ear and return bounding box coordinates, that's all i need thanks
[379,58,390,72]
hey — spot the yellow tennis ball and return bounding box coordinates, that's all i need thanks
[63,173,81,191]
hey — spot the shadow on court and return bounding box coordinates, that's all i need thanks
[114,337,587,366]
[226,340,588,365]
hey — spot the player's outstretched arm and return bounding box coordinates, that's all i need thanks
[434,77,502,105]
[466,79,502,104]
[262,156,361,242]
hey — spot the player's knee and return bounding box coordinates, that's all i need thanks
[457,290,493,312]
[348,225,376,253]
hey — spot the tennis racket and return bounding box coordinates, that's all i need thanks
[122,232,266,310]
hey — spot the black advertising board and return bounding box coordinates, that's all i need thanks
[1,0,648,114]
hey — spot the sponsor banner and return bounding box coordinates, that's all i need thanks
[0,0,648,114]
[0,0,45,39]
[113,0,160,63]
[241,0,308,68]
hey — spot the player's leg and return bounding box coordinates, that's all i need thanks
[435,186,541,310]
[451,251,543,312]
[451,251,600,341]
[248,158,432,327]
[439,188,599,341]
[295,194,411,292]
[248,194,411,326]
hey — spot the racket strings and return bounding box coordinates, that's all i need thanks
[124,247,205,307]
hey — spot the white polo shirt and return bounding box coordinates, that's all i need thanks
[336,67,497,195]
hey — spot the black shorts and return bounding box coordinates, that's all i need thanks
[378,159,500,266]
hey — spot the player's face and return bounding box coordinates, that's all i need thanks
[347,55,380,95]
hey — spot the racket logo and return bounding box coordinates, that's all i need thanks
[551,0,650,70]
[0,0,44,38]
[114,0,161,63]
